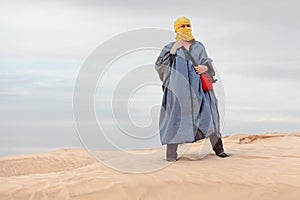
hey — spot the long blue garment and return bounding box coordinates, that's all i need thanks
[155,41,221,145]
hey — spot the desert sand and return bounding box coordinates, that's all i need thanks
[1,133,300,200]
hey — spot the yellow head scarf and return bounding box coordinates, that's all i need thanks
[174,16,195,41]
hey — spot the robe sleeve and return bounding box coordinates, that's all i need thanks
[154,42,175,84]
[198,41,213,65]
[198,42,215,76]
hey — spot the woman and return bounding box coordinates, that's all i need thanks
[155,16,229,161]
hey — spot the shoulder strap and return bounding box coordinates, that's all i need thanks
[180,46,218,83]
[180,47,198,66]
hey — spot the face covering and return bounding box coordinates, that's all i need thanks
[174,16,195,41]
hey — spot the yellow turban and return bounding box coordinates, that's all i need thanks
[174,16,195,41]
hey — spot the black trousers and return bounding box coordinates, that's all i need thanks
[166,134,224,159]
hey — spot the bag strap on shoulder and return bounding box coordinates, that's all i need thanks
[180,47,217,83]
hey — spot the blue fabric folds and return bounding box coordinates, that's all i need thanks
[155,41,221,145]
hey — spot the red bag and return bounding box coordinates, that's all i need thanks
[180,46,216,91]
[200,73,213,91]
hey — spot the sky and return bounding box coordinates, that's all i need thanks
[0,0,300,156]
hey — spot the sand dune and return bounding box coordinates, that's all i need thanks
[1,133,300,200]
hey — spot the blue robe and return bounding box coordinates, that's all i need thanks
[155,41,221,145]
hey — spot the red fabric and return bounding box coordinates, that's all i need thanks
[200,73,213,91]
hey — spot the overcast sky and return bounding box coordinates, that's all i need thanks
[1,0,299,156]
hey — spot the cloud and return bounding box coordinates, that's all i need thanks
[1,0,300,156]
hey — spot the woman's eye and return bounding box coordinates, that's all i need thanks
[180,24,191,28]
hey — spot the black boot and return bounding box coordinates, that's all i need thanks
[216,152,229,158]
[166,144,178,161]
[210,136,229,158]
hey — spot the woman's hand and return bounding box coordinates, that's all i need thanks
[194,65,208,74]
[170,40,184,54]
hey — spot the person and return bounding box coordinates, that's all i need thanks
[155,16,229,161]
